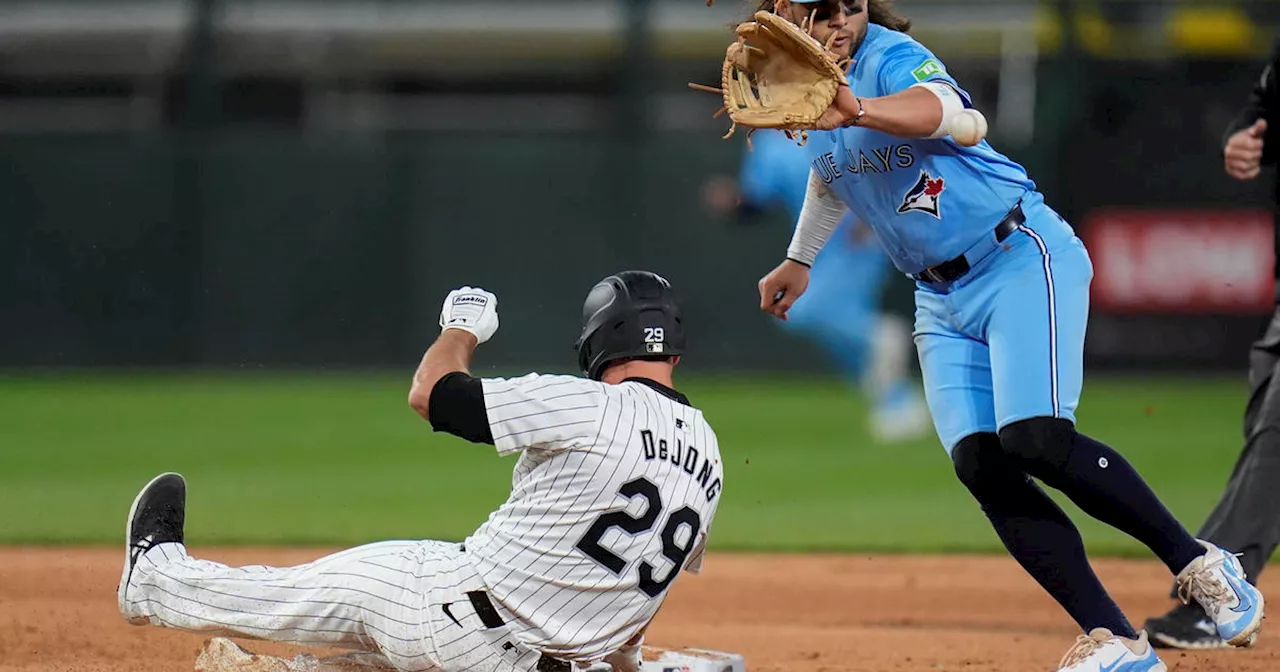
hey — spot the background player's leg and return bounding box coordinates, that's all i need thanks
[847,250,930,439]
[1194,318,1280,583]
[985,233,1203,576]
[123,540,432,669]
[785,252,880,380]
[783,291,872,382]
[1145,321,1280,647]
[793,253,927,442]
[867,313,931,442]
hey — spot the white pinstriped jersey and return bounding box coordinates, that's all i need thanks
[463,373,723,662]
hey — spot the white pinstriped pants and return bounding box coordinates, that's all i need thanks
[124,540,551,672]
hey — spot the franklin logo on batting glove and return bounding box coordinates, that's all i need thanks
[439,287,499,344]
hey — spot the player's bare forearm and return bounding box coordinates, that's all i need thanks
[857,86,944,138]
[407,329,478,421]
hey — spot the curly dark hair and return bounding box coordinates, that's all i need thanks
[752,0,911,33]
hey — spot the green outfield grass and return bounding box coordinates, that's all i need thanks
[0,370,1252,556]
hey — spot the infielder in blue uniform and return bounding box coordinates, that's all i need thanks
[713,128,929,441]
[749,2,1266,671]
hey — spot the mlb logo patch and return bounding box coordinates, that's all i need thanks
[643,326,665,354]
[897,170,946,219]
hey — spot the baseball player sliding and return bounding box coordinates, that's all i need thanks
[714,1,1267,671]
[116,271,723,672]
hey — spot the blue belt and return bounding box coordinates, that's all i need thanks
[911,203,1025,285]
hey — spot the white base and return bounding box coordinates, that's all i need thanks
[641,646,747,672]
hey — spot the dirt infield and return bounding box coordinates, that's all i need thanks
[2,547,1277,672]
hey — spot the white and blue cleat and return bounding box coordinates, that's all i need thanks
[1055,629,1165,672]
[1176,540,1266,647]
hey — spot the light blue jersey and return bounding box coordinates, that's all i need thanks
[792,23,1093,452]
[803,24,1038,274]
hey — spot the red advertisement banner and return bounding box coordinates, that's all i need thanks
[1082,208,1274,314]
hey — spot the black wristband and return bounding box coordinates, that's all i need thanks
[786,256,813,268]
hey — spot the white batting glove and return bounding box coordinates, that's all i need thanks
[438,286,499,344]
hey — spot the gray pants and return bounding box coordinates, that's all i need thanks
[1182,308,1280,589]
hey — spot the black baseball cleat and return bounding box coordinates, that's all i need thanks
[1144,602,1233,650]
[116,472,186,625]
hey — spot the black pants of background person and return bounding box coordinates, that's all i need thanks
[1145,305,1280,648]
[1198,307,1280,584]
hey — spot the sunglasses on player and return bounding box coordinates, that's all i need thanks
[803,1,861,22]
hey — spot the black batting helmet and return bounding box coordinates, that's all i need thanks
[574,271,686,380]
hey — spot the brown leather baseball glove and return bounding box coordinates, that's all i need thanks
[690,10,852,146]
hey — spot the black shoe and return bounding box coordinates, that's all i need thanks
[1144,602,1232,650]
[116,472,186,624]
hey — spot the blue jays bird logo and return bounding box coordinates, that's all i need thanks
[897,170,946,219]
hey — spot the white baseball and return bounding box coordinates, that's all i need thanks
[947,109,988,147]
